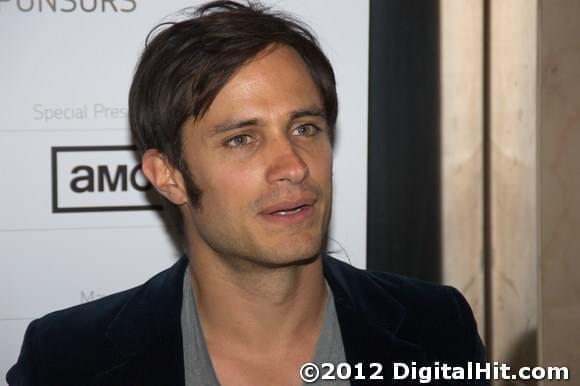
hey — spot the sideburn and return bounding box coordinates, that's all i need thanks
[179,162,203,210]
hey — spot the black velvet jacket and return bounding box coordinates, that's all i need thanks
[7,255,487,385]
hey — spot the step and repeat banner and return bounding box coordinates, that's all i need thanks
[0,0,369,380]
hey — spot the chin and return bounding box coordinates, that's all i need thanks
[256,240,322,268]
[256,252,320,269]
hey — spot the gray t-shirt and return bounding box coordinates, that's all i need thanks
[181,265,349,385]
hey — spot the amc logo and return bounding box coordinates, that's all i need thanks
[51,145,161,213]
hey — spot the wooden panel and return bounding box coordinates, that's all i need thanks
[489,0,539,369]
[539,0,580,380]
[439,0,485,336]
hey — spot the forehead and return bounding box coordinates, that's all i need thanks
[200,45,324,123]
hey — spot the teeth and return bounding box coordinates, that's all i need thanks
[276,206,303,216]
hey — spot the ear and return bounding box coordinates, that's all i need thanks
[141,149,188,205]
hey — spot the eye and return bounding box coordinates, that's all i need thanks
[293,124,320,136]
[225,134,254,147]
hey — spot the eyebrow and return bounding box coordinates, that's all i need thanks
[289,107,326,121]
[209,107,327,136]
[210,118,260,136]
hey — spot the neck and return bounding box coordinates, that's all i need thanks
[187,248,327,354]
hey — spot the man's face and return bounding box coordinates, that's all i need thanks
[180,45,333,268]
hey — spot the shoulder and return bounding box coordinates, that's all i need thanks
[365,264,475,325]
[7,285,141,384]
[323,255,485,363]
[369,268,480,352]
[6,258,187,385]
[324,254,469,314]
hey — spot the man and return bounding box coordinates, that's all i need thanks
[7,1,486,385]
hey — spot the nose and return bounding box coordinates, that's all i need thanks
[265,137,309,185]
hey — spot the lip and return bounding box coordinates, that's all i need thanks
[258,197,317,224]
[260,197,316,215]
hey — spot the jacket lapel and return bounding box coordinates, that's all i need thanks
[91,257,189,386]
[323,256,427,385]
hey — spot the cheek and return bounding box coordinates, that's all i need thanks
[201,161,264,212]
[309,148,333,183]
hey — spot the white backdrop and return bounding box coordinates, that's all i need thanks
[0,0,369,380]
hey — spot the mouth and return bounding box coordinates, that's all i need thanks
[269,204,310,216]
[259,198,316,224]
